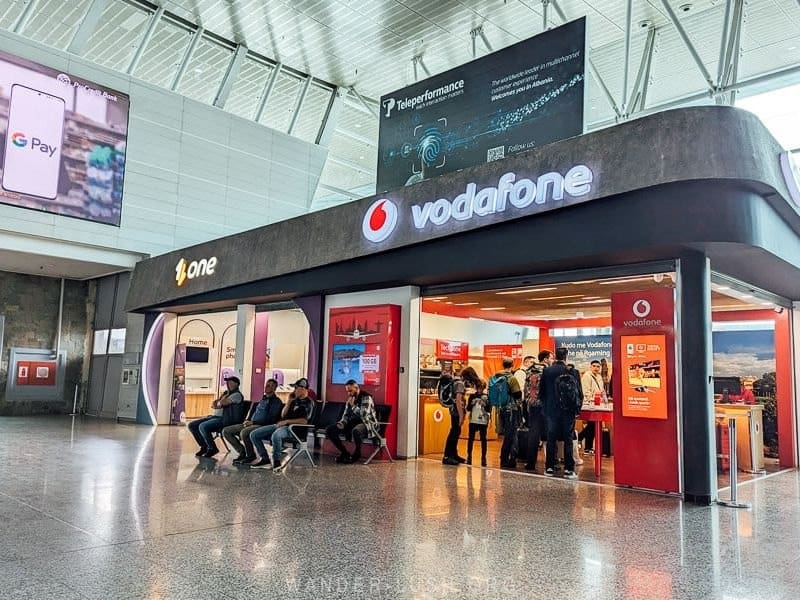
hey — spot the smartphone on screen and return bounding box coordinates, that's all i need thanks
[2,84,65,200]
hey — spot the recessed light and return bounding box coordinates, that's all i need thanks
[480,307,506,311]
[679,3,692,12]
[527,295,582,301]
[454,302,479,306]
[497,287,558,295]
[557,299,612,306]
[427,296,447,301]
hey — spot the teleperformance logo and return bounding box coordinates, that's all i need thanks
[361,165,594,243]
[175,256,217,287]
[382,79,465,118]
[362,199,399,243]
[10,131,58,156]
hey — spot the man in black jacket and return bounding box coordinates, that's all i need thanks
[225,378,283,464]
[538,347,583,479]
[188,376,245,458]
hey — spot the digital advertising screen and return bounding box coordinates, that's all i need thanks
[0,49,130,226]
[377,18,585,192]
[620,334,668,419]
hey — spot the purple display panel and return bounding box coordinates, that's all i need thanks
[294,295,323,397]
[250,312,269,401]
[171,344,186,424]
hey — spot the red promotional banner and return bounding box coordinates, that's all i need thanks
[483,344,523,377]
[327,305,401,457]
[611,288,679,493]
[436,339,469,360]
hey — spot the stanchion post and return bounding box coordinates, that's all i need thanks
[718,416,751,509]
[69,384,79,416]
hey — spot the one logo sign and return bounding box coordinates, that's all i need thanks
[633,299,652,318]
[56,73,71,86]
[362,199,398,243]
[175,256,217,287]
[433,408,444,423]
[11,132,27,147]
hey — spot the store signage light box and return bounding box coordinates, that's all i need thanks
[377,18,586,192]
[0,49,130,226]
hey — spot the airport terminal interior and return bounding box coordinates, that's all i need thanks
[1,1,800,598]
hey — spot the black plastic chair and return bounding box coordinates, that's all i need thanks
[281,400,320,470]
[363,404,394,465]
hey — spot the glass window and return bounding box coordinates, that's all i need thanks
[93,330,109,355]
[177,35,234,105]
[293,82,332,143]
[22,0,92,50]
[134,16,193,89]
[108,328,127,354]
[0,1,26,30]
[84,0,151,72]
[227,55,274,120]
[259,70,302,132]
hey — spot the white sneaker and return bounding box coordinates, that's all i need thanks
[564,470,578,480]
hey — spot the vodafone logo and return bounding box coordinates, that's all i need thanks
[632,299,652,318]
[362,199,398,243]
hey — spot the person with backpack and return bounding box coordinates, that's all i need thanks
[523,350,552,472]
[439,366,466,466]
[489,358,523,469]
[539,347,583,479]
[463,368,489,467]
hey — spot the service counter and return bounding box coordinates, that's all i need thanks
[715,403,765,473]
[418,393,498,455]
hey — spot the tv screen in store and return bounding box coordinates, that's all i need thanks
[0,49,130,226]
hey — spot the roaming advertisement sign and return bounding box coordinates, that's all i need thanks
[377,18,585,192]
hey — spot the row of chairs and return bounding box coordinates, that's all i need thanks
[215,399,394,471]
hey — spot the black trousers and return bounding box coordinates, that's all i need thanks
[467,423,488,461]
[578,422,596,451]
[499,409,520,466]
[444,407,461,459]
[326,418,367,456]
[526,405,545,468]
[546,413,576,472]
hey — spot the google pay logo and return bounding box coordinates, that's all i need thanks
[11,132,27,147]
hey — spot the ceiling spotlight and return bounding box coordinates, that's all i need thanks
[639,19,653,29]
[679,3,693,12]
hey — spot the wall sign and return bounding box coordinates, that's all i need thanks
[436,339,469,360]
[620,334,668,419]
[175,256,217,287]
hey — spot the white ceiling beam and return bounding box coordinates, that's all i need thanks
[253,62,282,122]
[716,0,735,86]
[316,87,345,147]
[127,4,165,75]
[213,43,248,109]
[67,0,109,55]
[171,26,204,91]
[287,75,313,135]
[622,0,633,113]
[659,0,715,91]
[12,0,39,34]
[348,86,379,119]
[627,26,657,114]
[542,0,550,31]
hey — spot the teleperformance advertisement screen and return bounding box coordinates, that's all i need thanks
[0,50,130,226]
[377,18,585,192]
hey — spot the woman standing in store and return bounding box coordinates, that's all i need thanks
[462,367,489,467]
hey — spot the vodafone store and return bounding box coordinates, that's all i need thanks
[125,107,800,505]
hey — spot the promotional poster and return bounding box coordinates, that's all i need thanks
[0,49,130,225]
[171,344,186,425]
[554,335,612,369]
[620,334,668,419]
[377,18,586,192]
[326,305,401,456]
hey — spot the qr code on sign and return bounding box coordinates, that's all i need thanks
[487,146,505,162]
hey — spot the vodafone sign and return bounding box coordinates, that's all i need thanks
[612,288,674,331]
[362,199,399,243]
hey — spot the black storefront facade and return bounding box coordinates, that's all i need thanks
[126,107,800,505]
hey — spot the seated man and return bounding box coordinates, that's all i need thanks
[325,379,380,464]
[222,378,283,465]
[188,376,244,458]
[249,378,314,473]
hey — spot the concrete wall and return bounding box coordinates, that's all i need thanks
[0,28,328,261]
[0,271,92,414]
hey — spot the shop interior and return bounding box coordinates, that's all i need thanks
[176,307,310,420]
[417,272,785,488]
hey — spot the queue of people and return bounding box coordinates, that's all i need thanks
[441,347,601,479]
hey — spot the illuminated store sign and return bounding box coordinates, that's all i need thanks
[175,256,217,287]
[361,165,593,243]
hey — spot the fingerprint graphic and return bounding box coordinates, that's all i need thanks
[417,127,443,166]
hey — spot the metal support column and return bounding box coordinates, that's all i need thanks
[127,4,165,75]
[213,43,248,109]
[622,0,633,112]
[679,253,716,505]
[172,26,204,91]
[627,26,657,114]
[542,0,549,30]
[660,0,715,91]
[316,87,344,147]
[417,56,431,77]
[478,28,493,52]
[253,62,282,122]
[348,86,379,119]
[716,0,735,86]
[68,0,110,55]
[287,75,313,135]
[12,0,39,34]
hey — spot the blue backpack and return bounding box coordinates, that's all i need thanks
[488,373,511,409]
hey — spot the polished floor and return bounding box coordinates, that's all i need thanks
[0,416,798,599]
